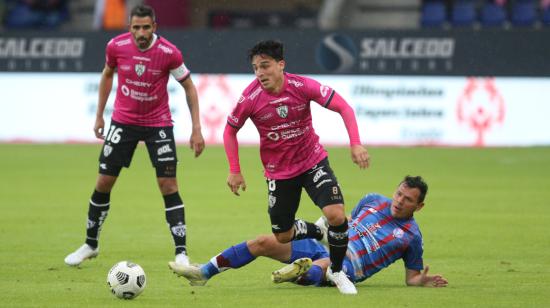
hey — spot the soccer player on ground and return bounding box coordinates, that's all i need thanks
[65,4,204,268]
[204,39,369,294]
[169,176,448,291]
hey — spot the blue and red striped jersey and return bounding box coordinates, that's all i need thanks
[347,193,424,282]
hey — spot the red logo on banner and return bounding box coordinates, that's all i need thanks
[196,75,236,144]
[457,78,506,146]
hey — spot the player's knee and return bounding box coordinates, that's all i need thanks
[95,174,117,192]
[322,204,346,226]
[157,177,178,195]
[251,235,275,255]
[273,231,292,244]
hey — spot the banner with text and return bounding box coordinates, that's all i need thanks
[0,73,549,147]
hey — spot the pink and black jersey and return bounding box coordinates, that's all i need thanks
[106,33,190,127]
[347,193,424,283]
[227,73,335,179]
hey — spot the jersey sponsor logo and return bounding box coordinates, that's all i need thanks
[103,144,113,157]
[237,95,245,104]
[157,144,173,156]
[125,78,151,87]
[315,179,332,188]
[269,97,290,105]
[392,228,404,239]
[271,120,300,131]
[320,85,330,97]
[159,130,167,139]
[288,79,303,87]
[120,64,131,71]
[276,105,288,118]
[171,223,186,237]
[267,132,279,141]
[258,113,273,121]
[115,39,131,47]
[135,63,146,76]
[291,104,306,111]
[132,56,150,62]
[249,87,262,100]
[158,43,173,54]
[313,168,327,182]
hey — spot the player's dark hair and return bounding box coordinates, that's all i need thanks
[248,40,284,62]
[130,5,156,22]
[401,176,428,203]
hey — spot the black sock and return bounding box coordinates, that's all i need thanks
[292,219,324,241]
[328,219,349,272]
[85,190,110,248]
[164,192,186,255]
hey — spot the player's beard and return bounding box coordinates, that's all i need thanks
[136,36,151,49]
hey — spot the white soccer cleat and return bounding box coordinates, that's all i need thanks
[175,253,190,267]
[314,216,329,246]
[271,257,313,283]
[168,262,208,286]
[64,244,99,266]
[326,267,357,295]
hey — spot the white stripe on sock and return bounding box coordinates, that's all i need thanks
[165,204,184,211]
[89,199,110,207]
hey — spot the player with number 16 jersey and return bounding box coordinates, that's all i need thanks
[64,4,204,271]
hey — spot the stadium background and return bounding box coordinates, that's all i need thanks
[0,0,549,307]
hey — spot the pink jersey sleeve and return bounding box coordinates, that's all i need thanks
[325,91,362,146]
[105,39,117,68]
[227,93,253,129]
[223,124,241,173]
[301,76,334,106]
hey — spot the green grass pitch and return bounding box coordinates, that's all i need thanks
[0,144,549,307]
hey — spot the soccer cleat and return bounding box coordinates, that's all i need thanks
[64,244,99,266]
[168,262,208,286]
[271,257,313,283]
[314,216,329,246]
[326,267,357,295]
[175,253,190,267]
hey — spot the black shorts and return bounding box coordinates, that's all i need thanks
[267,157,344,233]
[98,120,178,177]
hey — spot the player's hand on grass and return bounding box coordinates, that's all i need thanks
[420,265,448,288]
[94,117,105,139]
[190,129,205,157]
[227,173,246,196]
[351,145,370,169]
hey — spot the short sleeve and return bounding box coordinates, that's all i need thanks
[302,76,334,107]
[402,235,424,271]
[105,40,117,68]
[351,193,378,218]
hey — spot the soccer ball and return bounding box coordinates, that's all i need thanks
[107,261,146,299]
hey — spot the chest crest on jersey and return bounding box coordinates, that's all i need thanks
[276,105,288,118]
[135,63,146,77]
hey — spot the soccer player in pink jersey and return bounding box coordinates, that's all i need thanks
[65,5,204,268]
[222,40,370,294]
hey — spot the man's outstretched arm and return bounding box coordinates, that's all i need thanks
[405,265,448,287]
